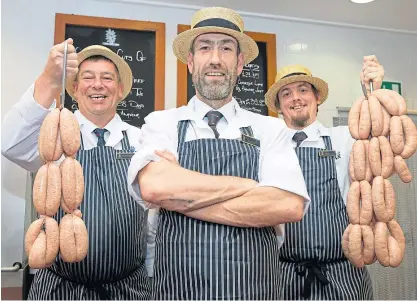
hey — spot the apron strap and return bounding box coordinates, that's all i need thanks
[177,120,190,148]
[323,135,333,150]
[120,130,131,151]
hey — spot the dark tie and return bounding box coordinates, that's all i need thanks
[93,128,108,147]
[206,110,223,139]
[293,131,307,147]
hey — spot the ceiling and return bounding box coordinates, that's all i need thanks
[140,0,417,33]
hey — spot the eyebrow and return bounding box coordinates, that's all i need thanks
[196,38,237,47]
[280,83,311,93]
[80,70,115,77]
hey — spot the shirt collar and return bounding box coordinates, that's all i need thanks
[180,95,248,126]
[74,110,128,134]
[287,120,330,142]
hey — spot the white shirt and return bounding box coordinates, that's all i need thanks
[286,120,355,204]
[1,83,156,275]
[127,95,312,275]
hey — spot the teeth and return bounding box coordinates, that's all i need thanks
[206,72,224,76]
[90,95,105,99]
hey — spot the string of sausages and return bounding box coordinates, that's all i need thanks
[25,108,88,268]
[344,86,417,268]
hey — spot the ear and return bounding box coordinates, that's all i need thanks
[187,52,194,74]
[72,81,79,101]
[237,52,244,76]
[316,94,322,105]
[118,84,124,99]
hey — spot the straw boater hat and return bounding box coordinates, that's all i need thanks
[265,65,329,113]
[173,7,259,65]
[66,45,133,102]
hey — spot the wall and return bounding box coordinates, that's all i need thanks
[2,0,417,288]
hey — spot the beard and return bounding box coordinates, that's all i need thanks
[291,111,310,128]
[192,66,237,101]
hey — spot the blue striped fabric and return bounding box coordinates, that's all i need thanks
[28,132,151,300]
[152,120,280,300]
[278,136,373,300]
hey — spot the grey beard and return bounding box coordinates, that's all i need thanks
[193,72,236,101]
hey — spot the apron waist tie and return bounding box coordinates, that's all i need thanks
[47,267,136,300]
[280,258,347,299]
[296,261,330,299]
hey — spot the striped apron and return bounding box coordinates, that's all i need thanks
[152,120,280,300]
[28,131,151,300]
[278,136,373,300]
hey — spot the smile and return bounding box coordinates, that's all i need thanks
[89,94,107,100]
[205,72,225,77]
[290,105,307,110]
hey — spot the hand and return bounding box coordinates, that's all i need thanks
[154,150,180,166]
[40,38,78,89]
[360,55,384,92]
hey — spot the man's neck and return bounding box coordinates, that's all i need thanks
[195,93,233,110]
[81,110,115,129]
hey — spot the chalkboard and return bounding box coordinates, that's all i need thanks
[177,25,277,117]
[54,14,166,127]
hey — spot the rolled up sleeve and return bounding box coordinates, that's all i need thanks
[257,118,310,247]
[258,119,310,212]
[127,110,178,209]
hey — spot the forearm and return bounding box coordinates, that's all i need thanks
[138,160,257,209]
[1,84,52,172]
[171,186,305,228]
[34,74,61,109]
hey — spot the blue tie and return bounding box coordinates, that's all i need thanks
[93,128,108,147]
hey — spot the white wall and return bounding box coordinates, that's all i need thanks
[2,0,417,286]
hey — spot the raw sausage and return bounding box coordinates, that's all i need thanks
[400,115,417,159]
[38,108,63,162]
[59,214,88,263]
[368,95,384,137]
[25,216,59,269]
[60,157,84,211]
[394,155,412,183]
[32,162,61,216]
[60,108,81,157]
[378,136,394,178]
[389,116,405,155]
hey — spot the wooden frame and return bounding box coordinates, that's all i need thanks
[54,13,165,111]
[176,24,277,117]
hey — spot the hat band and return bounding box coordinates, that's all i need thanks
[281,72,308,79]
[193,18,240,32]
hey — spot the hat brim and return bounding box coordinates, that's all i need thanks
[66,45,133,102]
[173,26,259,66]
[265,75,329,113]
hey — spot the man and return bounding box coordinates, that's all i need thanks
[264,56,385,300]
[127,6,310,300]
[2,40,151,299]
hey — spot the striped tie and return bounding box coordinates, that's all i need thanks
[205,110,223,139]
[93,128,108,147]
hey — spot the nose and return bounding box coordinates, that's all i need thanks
[291,91,302,102]
[209,48,221,65]
[92,77,104,89]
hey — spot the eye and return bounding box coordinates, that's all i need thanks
[222,46,233,51]
[199,45,210,51]
[103,76,113,81]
